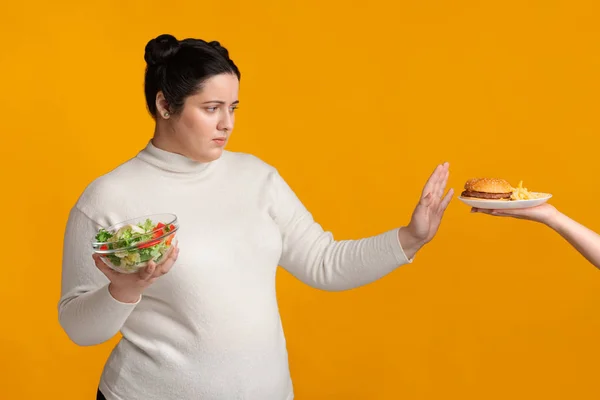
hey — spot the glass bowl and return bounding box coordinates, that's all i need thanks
[91,213,179,274]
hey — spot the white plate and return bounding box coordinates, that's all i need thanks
[458,193,552,209]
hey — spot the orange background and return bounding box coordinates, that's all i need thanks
[2,1,600,399]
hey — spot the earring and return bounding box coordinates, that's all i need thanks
[163,111,170,118]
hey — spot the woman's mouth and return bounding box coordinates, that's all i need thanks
[213,137,227,146]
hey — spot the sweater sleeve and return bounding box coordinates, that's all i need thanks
[267,169,413,291]
[58,206,140,346]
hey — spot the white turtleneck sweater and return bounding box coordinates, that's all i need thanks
[58,141,413,400]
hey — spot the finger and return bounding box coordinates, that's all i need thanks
[431,162,449,195]
[488,209,530,218]
[438,187,454,212]
[171,246,180,262]
[157,247,180,276]
[93,254,115,279]
[418,192,434,207]
[422,164,443,199]
[156,265,171,276]
[435,165,450,199]
[139,261,157,281]
[471,207,495,215]
[157,244,178,265]
[92,253,101,265]
[153,261,171,277]
[471,207,514,217]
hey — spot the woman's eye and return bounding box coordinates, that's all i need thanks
[230,106,238,113]
[206,107,217,113]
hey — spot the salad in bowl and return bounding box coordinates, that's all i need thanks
[91,213,179,274]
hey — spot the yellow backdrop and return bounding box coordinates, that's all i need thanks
[2,0,600,399]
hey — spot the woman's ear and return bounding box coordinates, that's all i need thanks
[155,92,171,119]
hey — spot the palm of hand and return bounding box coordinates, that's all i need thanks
[407,163,454,243]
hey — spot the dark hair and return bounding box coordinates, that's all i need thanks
[143,34,241,117]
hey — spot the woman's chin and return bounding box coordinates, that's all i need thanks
[191,147,223,163]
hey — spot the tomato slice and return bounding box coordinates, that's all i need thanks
[138,222,173,249]
[138,239,161,249]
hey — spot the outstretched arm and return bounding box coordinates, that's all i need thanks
[269,163,454,291]
[472,204,600,269]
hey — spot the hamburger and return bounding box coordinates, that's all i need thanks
[461,178,513,200]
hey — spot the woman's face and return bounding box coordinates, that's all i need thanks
[159,73,240,163]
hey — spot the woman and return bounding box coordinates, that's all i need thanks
[472,204,600,269]
[58,34,454,400]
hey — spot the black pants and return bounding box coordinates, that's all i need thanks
[97,389,106,400]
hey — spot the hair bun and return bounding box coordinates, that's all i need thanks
[208,40,231,59]
[144,34,181,66]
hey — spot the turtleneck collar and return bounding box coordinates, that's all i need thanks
[136,140,220,174]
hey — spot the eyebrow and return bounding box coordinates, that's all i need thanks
[202,100,240,105]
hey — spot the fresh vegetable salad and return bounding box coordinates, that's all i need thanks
[94,218,177,273]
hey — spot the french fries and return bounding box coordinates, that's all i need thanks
[510,180,546,200]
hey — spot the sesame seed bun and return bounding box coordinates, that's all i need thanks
[461,178,513,200]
